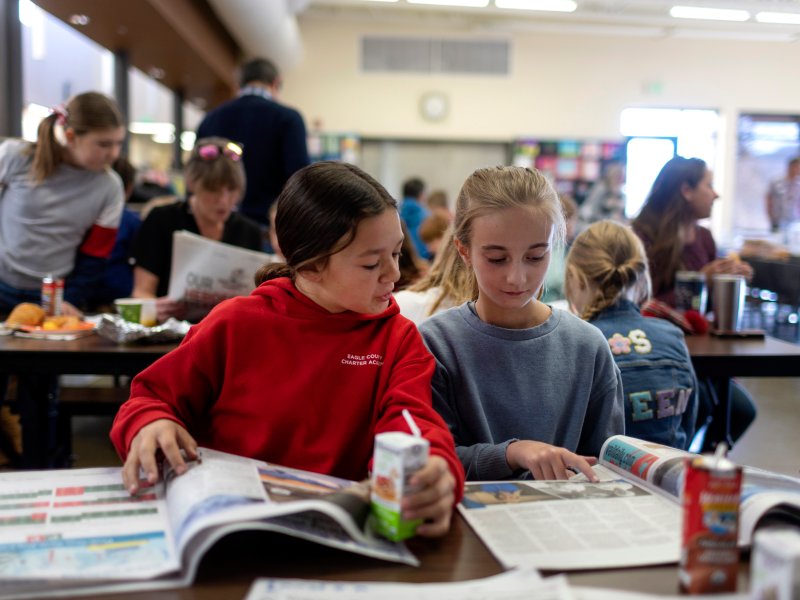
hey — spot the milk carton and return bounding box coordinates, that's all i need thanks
[370,431,429,541]
[751,528,800,600]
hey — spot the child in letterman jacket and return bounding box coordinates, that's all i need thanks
[566,220,698,450]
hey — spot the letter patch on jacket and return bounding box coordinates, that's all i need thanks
[628,388,693,421]
[607,329,652,355]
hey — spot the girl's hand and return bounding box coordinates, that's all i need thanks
[155,297,186,322]
[506,440,598,481]
[701,258,753,281]
[401,455,456,538]
[121,418,198,495]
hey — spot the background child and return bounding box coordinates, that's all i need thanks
[395,229,473,325]
[111,161,462,538]
[0,91,125,315]
[131,137,262,322]
[565,220,699,450]
[419,166,624,482]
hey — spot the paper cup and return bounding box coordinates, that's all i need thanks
[115,298,157,326]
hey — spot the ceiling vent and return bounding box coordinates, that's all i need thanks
[361,37,510,75]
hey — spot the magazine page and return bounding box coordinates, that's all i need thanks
[0,467,178,580]
[739,467,800,546]
[163,448,418,573]
[167,230,278,319]
[457,480,680,570]
[244,569,567,600]
[598,435,693,500]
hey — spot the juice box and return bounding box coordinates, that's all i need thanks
[679,454,742,594]
[370,431,429,542]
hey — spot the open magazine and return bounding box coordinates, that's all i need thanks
[0,448,416,599]
[167,230,279,321]
[458,435,800,571]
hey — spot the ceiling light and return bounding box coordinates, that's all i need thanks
[670,6,749,22]
[495,0,576,11]
[68,13,90,26]
[407,0,490,7]
[755,11,800,25]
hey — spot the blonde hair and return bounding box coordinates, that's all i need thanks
[565,220,651,321]
[454,166,565,299]
[408,228,475,316]
[29,92,124,184]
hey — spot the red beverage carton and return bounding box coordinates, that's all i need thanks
[679,454,743,594]
[41,275,64,316]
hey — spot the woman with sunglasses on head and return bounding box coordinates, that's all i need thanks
[0,91,125,316]
[131,137,262,322]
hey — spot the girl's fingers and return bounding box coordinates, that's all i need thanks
[567,454,598,482]
[122,455,142,494]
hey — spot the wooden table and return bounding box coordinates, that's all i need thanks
[80,515,745,600]
[685,333,800,448]
[0,333,176,468]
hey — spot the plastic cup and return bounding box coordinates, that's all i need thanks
[115,298,157,326]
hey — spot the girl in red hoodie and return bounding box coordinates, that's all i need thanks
[111,161,463,537]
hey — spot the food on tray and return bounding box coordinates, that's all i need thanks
[5,302,47,326]
[42,315,82,330]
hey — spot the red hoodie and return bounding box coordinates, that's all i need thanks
[111,278,464,496]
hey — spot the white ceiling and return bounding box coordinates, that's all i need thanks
[302,0,800,41]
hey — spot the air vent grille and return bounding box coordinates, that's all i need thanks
[362,37,509,75]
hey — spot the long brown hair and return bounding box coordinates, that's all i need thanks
[254,161,397,285]
[453,166,565,300]
[566,220,651,321]
[408,228,475,316]
[631,156,707,296]
[29,92,124,184]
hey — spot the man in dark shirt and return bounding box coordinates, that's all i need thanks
[197,58,310,226]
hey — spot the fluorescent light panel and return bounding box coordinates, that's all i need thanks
[670,5,749,22]
[407,0,489,7]
[495,0,575,11]
[756,11,800,24]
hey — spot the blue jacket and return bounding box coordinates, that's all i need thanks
[399,197,431,260]
[589,299,698,450]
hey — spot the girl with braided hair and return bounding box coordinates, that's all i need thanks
[420,166,624,482]
[565,220,698,450]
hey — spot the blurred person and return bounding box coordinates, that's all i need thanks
[579,162,626,227]
[418,212,450,259]
[542,194,578,303]
[0,91,125,315]
[395,229,473,325]
[197,57,309,228]
[396,221,428,291]
[88,157,142,308]
[399,177,431,260]
[632,156,755,450]
[426,189,453,222]
[765,157,800,234]
[131,137,262,322]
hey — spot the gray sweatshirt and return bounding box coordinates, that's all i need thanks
[419,303,625,480]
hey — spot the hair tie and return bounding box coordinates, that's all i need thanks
[51,104,69,126]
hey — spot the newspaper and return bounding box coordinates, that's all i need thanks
[0,449,415,599]
[167,230,279,320]
[458,435,800,571]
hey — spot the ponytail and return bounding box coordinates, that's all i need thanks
[30,114,62,184]
[566,220,652,322]
[254,262,293,286]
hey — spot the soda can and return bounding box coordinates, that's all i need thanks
[675,271,708,314]
[41,275,64,316]
[679,454,743,594]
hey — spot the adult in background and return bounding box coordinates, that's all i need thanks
[131,137,262,322]
[578,161,626,229]
[765,157,800,235]
[400,177,431,260]
[632,156,755,450]
[0,91,125,315]
[196,57,309,229]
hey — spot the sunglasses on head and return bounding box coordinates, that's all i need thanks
[197,142,243,162]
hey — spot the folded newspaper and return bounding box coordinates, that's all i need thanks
[167,231,279,321]
[458,435,800,571]
[0,448,416,599]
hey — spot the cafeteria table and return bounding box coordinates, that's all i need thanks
[0,333,177,468]
[685,333,800,449]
